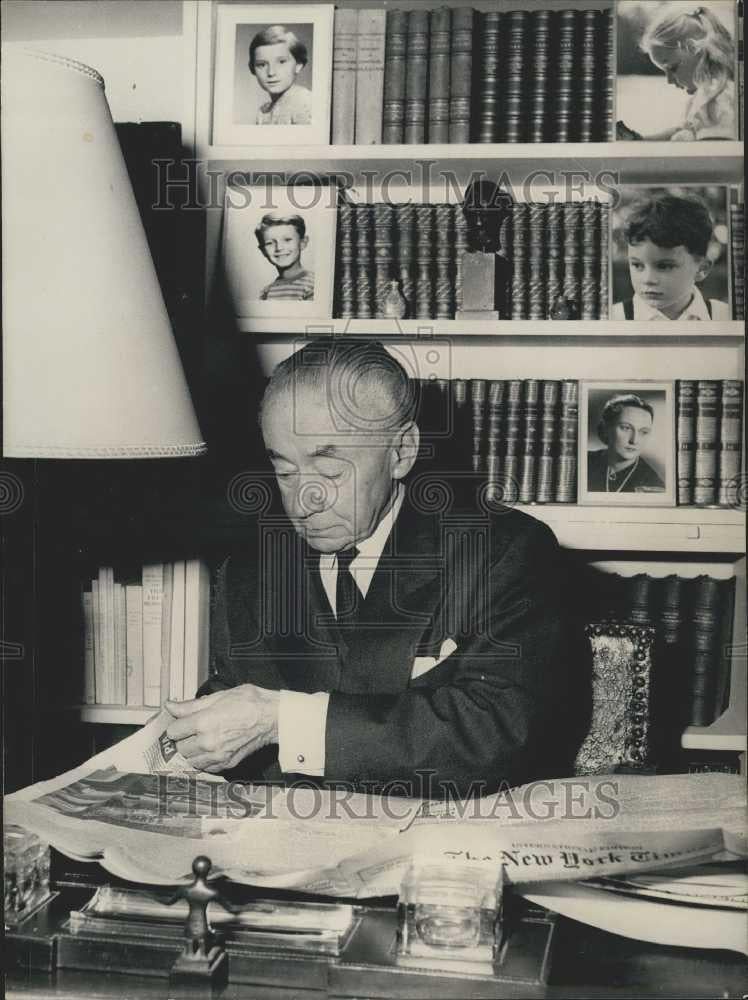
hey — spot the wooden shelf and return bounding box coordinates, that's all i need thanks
[201,141,744,187]
[233,319,744,339]
[63,705,158,725]
[513,505,745,553]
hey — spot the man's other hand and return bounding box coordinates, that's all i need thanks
[165,685,280,773]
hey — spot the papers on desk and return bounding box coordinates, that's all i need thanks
[5,715,747,900]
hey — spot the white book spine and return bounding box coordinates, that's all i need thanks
[142,563,164,707]
[125,584,144,707]
[91,579,103,704]
[355,9,386,144]
[184,559,211,700]
[114,583,127,705]
[160,562,174,705]
[169,561,186,702]
[331,8,358,145]
[82,590,96,705]
[99,566,115,704]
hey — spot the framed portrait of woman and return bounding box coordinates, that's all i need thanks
[212,4,334,147]
[579,380,676,506]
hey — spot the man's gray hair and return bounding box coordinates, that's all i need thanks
[259,338,418,433]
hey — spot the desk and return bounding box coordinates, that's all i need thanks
[5,889,747,999]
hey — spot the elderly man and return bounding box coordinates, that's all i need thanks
[166,339,577,797]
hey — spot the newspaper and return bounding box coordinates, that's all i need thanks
[5,714,747,896]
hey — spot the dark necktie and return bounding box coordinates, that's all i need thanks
[335,546,360,624]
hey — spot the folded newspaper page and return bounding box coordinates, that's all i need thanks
[5,712,746,896]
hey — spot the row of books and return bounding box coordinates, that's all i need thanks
[81,560,210,708]
[578,569,736,729]
[731,202,745,321]
[676,380,744,507]
[415,378,579,504]
[332,7,613,145]
[412,377,744,507]
[335,201,610,320]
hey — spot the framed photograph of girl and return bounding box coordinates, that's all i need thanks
[616,1,738,141]
[212,4,334,147]
[579,381,676,507]
[222,181,337,321]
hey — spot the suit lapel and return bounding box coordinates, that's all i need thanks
[338,495,445,694]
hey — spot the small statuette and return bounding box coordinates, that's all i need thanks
[549,294,577,320]
[382,279,408,319]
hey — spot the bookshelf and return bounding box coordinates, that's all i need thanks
[69,0,744,755]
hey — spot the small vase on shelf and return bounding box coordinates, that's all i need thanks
[382,280,408,319]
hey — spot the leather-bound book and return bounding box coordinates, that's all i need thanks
[433,203,454,318]
[518,379,540,503]
[404,9,430,144]
[336,202,356,319]
[529,9,552,142]
[527,203,546,320]
[688,576,724,726]
[414,203,434,318]
[382,10,408,143]
[355,9,387,144]
[717,379,744,506]
[624,573,655,626]
[485,380,506,501]
[511,202,529,320]
[676,380,698,505]
[453,207,468,312]
[373,202,395,317]
[428,6,451,144]
[470,379,487,473]
[331,9,358,145]
[693,380,721,505]
[475,11,502,143]
[602,8,615,140]
[502,379,523,503]
[452,378,471,474]
[546,203,564,316]
[562,201,582,318]
[580,200,600,320]
[449,7,474,143]
[730,201,745,320]
[555,379,578,502]
[502,10,528,142]
[577,8,603,141]
[354,203,373,318]
[553,10,578,142]
[395,202,416,318]
[598,202,610,319]
[536,380,560,503]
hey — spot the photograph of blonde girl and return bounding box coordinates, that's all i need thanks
[616,1,737,140]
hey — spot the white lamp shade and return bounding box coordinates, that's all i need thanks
[2,49,206,458]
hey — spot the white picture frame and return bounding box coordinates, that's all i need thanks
[211,4,334,147]
[579,380,676,506]
[222,180,337,321]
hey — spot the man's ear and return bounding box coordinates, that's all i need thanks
[695,255,712,283]
[391,421,420,480]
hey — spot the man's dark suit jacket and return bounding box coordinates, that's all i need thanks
[204,486,581,798]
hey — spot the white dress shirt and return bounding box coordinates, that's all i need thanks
[612,287,730,321]
[277,485,405,776]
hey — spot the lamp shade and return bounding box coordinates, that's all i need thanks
[2,49,206,458]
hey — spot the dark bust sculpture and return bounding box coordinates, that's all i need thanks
[462,179,514,254]
[458,179,514,318]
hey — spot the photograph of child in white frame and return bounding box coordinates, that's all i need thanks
[611,185,731,321]
[212,4,334,146]
[579,381,676,506]
[222,182,337,321]
[616,1,737,140]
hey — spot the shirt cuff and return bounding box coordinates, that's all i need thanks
[278,690,330,776]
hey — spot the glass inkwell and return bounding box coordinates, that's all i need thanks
[396,863,504,973]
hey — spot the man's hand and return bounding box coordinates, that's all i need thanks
[165,685,280,773]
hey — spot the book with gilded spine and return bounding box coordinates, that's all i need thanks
[529,9,552,142]
[428,6,451,143]
[555,380,579,502]
[536,380,560,503]
[382,10,408,143]
[449,7,474,143]
[485,380,506,501]
[730,201,744,320]
[470,379,487,474]
[518,379,540,503]
[475,10,502,142]
[676,380,697,506]
[404,10,430,144]
[693,380,721,505]
[502,10,528,142]
[717,379,744,506]
[553,9,578,143]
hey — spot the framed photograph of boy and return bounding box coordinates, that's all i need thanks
[611,185,731,321]
[222,181,337,321]
[212,4,334,147]
[579,381,676,507]
[616,1,738,141]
